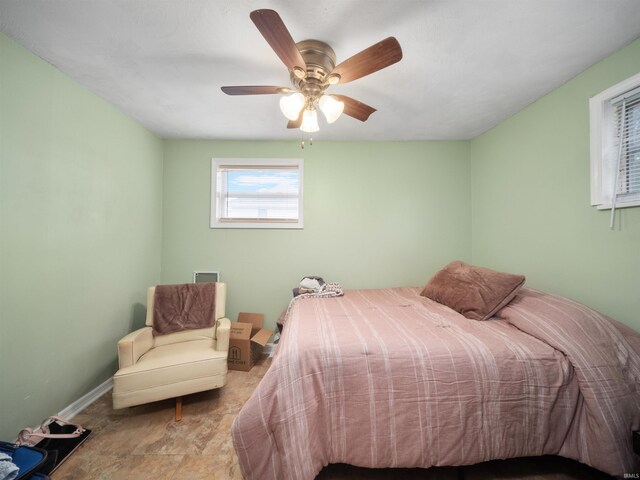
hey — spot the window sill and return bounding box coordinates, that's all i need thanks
[211,220,304,229]
[595,200,640,210]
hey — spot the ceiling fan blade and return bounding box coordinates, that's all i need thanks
[334,95,377,122]
[287,118,302,129]
[250,9,306,74]
[287,111,303,129]
[221,86,289,95]
[332,37,402,84]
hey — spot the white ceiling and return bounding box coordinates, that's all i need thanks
[1,0,640,141]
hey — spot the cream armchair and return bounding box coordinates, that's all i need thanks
[112,283,230,420]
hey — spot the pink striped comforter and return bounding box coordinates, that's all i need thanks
[232,287,640,479]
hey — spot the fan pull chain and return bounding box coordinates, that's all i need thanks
[300,134,313,149]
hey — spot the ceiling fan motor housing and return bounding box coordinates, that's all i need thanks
[292,39,337,99]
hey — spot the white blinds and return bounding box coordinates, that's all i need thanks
[609,87,640,226]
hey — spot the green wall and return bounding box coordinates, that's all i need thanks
[0,33,164,439]
[470,37,640,330]
[161,140,471,328]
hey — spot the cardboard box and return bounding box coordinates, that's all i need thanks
[228,312,273,372]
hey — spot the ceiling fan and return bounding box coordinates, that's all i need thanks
[221,9,403,134]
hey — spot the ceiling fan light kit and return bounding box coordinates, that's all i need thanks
[318,95,344,124]
[221,9,403,141]
[280,92,305,121]
[300,108,320,133]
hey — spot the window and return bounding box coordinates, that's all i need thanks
[590,72,640,212]
[211,158,303,229]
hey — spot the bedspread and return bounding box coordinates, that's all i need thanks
[231,287,640,479]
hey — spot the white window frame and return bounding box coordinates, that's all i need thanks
[590,71,640,210]
[210,158,304,229]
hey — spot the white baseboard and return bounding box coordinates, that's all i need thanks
[58,377,113,420]
[14,378,112,442]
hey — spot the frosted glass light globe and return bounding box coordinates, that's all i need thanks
[300,108,319,133]
[279,92,305,121]
[318,95,344,124]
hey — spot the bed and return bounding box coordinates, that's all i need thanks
[232,278,640,479]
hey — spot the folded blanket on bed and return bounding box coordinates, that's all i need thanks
[152,283,216,336]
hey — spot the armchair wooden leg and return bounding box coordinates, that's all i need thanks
[175,396,182,422]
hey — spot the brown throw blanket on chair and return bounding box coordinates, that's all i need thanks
[153,283,216,336]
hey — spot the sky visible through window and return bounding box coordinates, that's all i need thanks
[224,169,299,219]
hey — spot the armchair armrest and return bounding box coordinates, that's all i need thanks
[215,318,230,354]
[117,326,153,369]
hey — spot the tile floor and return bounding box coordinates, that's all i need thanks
[51,358,272,480]
[51,356,613,480]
